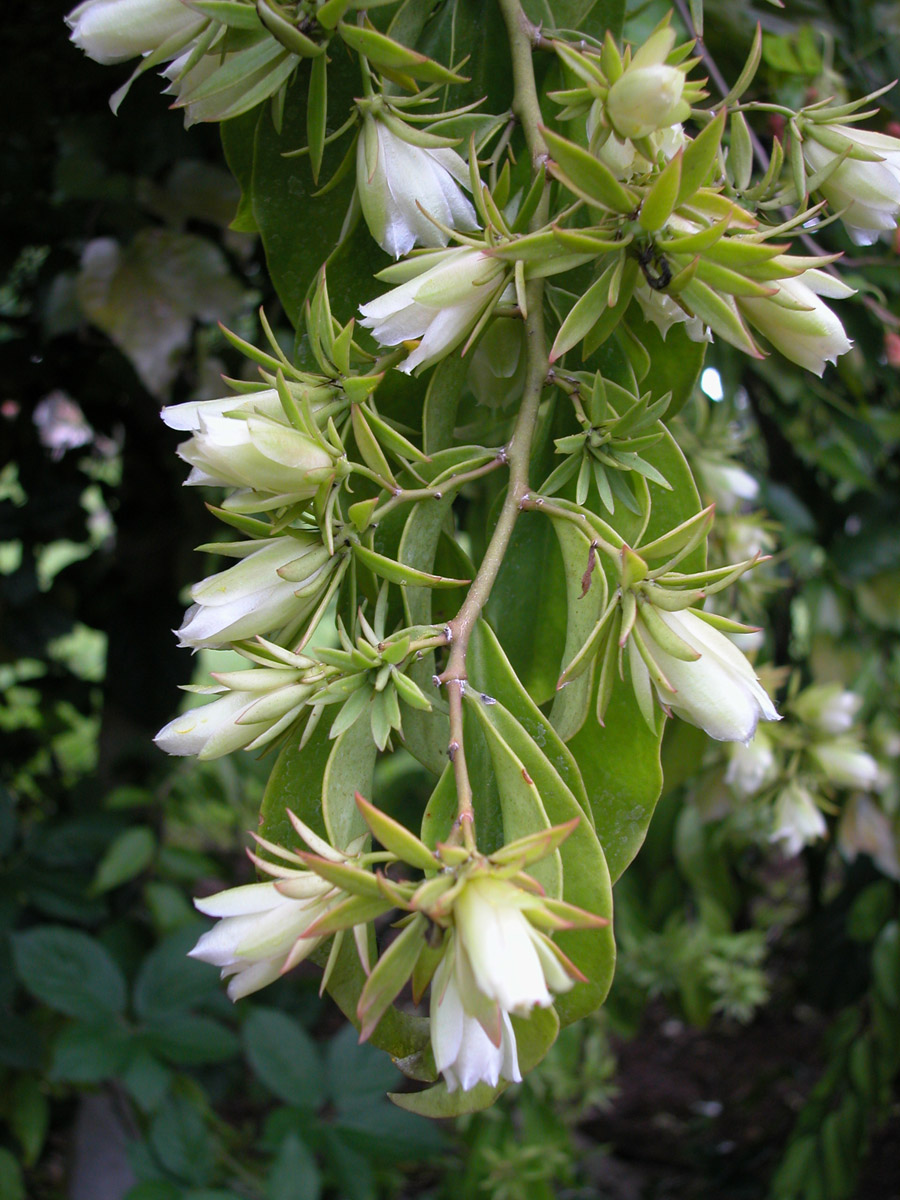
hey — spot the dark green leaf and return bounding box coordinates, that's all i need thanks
[13,926,127,1020]
[243,1007,325,1108]
[149,1095,213,1186]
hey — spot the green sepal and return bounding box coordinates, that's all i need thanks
[639,150,683,233]
[541,127,638,215]
[356,793,438,871]
[296,852,384,897]
[256,0,324,55]
[353,542,469,589]
[338,22,466,84]
[303,891,395,937]
[677,108,726,206]
[357,914,428,1041]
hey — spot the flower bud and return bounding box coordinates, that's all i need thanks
[803,124,900,245]
[605,27,688,141]
[838,795,900,880]
[359,247,509,374]
[770,780,826,857]
[607,65,686,141]
[66,0,203,64]
[155,666,316,759]
[738,268,853,377]
[177,535,333,648]
[357,112,478,259]
[792,683,862,735]
[173,412,337,508]
[725,729,778,796]
[809,739,880,790]
[633,606,780,743]
[189,878,334,1000]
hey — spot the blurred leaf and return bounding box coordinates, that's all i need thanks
[268,1134,321,1200]
[10,1075,49,1167]
[13,926,127,1020]
[146,1015,239,1066]
[49,1022,132,1083]
[243,1007,325,1108]
[76,230,247,396]
[90,826,156,894]
[149,1094,214,1187]
[0,1149,25,1200]
[133,925,222,1019]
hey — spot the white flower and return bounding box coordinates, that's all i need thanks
[430,942,521,1093]
[632,607,780,743]
[634,284,711,344]
[591,125,685,180]
[189,878,333,1001]
[66,0,203,65]
[803,124,900,245]
[792,683,862,735]
[809,740,880,790]
[838,795,900,881]
[357,114,478,259]
[738,268,854,377]
[161,389,289,431]
[178,535,331,648]
[726,730,778,796]
[770,781,827,857]
[154,667,315,759]
[171,411,335,508]
[605,27,688,141]
[359,247,509,374]
[695,457,759,514]
[454,876,573,1015]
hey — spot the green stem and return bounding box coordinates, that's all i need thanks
[369,454,506,523]
[441,0,551,843]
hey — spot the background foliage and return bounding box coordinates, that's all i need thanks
[2,0,900,1197]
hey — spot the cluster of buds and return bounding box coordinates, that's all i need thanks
[543,371,672,515]
[551,17,702,154]
[189,797,605,1094]
[557,506,780,743]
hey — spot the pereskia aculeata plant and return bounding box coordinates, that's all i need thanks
[67,0,900,1113]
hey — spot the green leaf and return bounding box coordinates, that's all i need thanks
[146,1015,240,1065]
[49,1022,132,1083]
[13,927,127,1020]
[549,519,608,741]
[522,0,623,36]
[133,925,223,1019]
[10,1075,49,1167]
[468,620,590,815]
[323,715,378,851]
[259,713,375,852]
[485,511,567,706]
[149,1094,213,1187]
[568,678,663,883]
[0,1149,24,1200]
[268,1134,322,1200]
[465,695,562,898]
[90,826,156,894]
[248,60,386,326]
[243,1007,325,1108]
[388,1005,559,1116]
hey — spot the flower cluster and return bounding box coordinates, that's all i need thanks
[189,798,606,1095]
